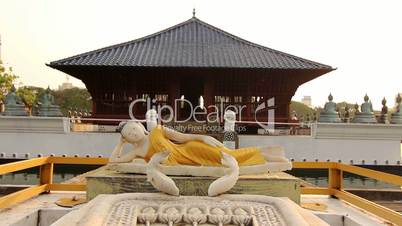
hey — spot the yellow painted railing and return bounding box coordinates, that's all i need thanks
[294,162,402,225]
[0,158,401,225]
[0,157,107,209]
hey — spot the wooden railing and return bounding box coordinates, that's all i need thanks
[0,157,107,209]
[293,162,402,225]
[0,158,401,225]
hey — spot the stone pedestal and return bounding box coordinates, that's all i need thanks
[1,105,28,116]
[390,112,402,124]
[378,114,388,124]
[0,116,70,133]
[318,94,340,123]
[37,106,63,117]
[352,112,377,123]
[86,168,301,203]
[318,112,341,123]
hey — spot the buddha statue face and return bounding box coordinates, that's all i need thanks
[364,94,369,102]
[120,121,148,144]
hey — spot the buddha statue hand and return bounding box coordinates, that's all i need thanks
[119,136,127,145]
[146,152,180,196]
[208,151,239,197]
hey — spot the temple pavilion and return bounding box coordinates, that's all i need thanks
[48,15,334,126]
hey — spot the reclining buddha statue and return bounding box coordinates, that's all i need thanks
[109,120,291,196]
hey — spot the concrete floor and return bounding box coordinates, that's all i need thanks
[0,191,85,226]
[301,195,393,226]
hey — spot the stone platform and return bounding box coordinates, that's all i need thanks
[53,193,327,226]
[0,116,70,133]
[86,168,301,203]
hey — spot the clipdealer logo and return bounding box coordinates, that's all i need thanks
[128,97,275,131]
[254,97,275,133]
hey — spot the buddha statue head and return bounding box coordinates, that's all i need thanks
[10,85,16,93]
[323,93,336,113]
[381,97,388,114]
[117,121,149,144]
[344,105,350,116]
[4,85,21,106]
[364,94,369,103]
[328,93,333,102]
[396,94,402,113]
[40,86,54,107]
[354,103,359,112]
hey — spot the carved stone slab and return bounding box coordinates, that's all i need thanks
[110,161,292,177]
[52,193,325,226]
[86,169,301,203]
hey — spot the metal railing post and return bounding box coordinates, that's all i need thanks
[39,162,54,193]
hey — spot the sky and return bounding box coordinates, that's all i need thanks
[0,0,401,109]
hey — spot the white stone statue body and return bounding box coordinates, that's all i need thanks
[109,120,291,196]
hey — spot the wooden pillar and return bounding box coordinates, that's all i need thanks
[168,76,180,119]
[40,163,54,193]
[92,101,97,115]
[328,168,343,194]
[203,76,214,114]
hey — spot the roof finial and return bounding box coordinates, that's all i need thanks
[192,8,196,17]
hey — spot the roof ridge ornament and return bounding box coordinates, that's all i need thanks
[192,8,196,17]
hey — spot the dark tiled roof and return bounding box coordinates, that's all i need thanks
[49,17,333,70]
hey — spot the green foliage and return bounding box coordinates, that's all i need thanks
[335,101,357,118]
[52,87,92,115]
[289,101,316,119]
[17,86,40,115]
[0,60,18,102]
[336,101,356,111]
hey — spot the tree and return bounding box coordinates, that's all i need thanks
[335,101,357,118]
[17,86,40,116]
[0,60,18,103]
[52,87,92,115]
[289,101,316,120]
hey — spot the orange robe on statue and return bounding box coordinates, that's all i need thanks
[144,126,266,166]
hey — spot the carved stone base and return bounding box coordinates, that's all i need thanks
[110,161,292,177]
[53,193,328,226]
[318,112,341,123]
[390,113,402,124]
[1,105,28,116]
[37,106,63,117]
[86,168,301,203]
[352,113,378,123]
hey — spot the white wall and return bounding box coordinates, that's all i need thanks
[0,132,129,159]
[239,135,401,165]
[0,132,400,165]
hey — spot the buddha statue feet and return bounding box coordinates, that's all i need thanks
[208,152,239,196]
[146,151,240,196]
[147,152,180,196]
